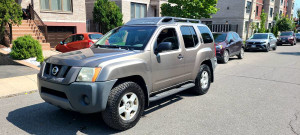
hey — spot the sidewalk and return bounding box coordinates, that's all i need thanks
[0,47,60,98]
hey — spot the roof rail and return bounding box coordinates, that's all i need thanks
[125,17,201,25]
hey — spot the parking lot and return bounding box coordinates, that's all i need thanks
[0,43,300,135]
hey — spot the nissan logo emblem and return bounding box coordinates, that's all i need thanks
[52,66,59,76]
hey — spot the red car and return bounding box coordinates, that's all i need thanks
[55,33,103,52]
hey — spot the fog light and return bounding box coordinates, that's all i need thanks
[82,95,90,105]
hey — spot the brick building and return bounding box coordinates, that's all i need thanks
[201,0,295,40]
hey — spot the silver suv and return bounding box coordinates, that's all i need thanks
[38,17,217,130]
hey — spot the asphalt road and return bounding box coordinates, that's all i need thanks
[1,43,300,135]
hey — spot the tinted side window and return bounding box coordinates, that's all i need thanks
[64,35,75,44]
[233,33,240,40]
[197,26,213,43]
[227,33,234,42]
[75,34,84,41]
[180,26,197,48]
[157,28,179,50]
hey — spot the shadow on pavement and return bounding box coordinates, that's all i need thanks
[277,52,300,56]
[7,91,195,134]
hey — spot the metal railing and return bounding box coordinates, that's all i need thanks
[207,24,239,33]
[29,4,48,42]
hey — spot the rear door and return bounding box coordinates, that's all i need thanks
[67,34,85,50]
[226,33,235,55]
[233,32,242,53]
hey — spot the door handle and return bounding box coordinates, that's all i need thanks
[178,54,184,59]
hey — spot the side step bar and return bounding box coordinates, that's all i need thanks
[149,83,195,102]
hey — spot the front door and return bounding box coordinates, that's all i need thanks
[151,27,186,92]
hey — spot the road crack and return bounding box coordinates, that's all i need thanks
[289,111,300,135]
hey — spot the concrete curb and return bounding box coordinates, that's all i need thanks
[0,90,37,99]
[0,49,40,70]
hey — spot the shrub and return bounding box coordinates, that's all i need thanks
[10,35,44,62]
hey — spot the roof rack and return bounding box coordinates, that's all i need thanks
[125,17,202,25]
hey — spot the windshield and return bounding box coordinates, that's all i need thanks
[213,33,227,42]
[296,33,300,36]
[250,34,268,39]
[280,32,293,36]
[89,34,102,39]
[94,26,157,50]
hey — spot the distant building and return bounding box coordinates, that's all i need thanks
[201,0,295,40]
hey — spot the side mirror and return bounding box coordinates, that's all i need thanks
[155,42,172,54]
[60,41,64,45]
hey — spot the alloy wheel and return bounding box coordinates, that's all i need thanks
[200,71,209,89]
[119,92,139,121]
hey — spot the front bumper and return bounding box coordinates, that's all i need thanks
[245,44,267,50]
[38,76,117,114]
[277,39,293,44]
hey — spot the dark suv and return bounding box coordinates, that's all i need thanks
[213,32,244,63]
[277,31,297,46]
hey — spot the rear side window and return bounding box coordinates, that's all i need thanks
[227,33,234,41]
[233,32,240,40]
[197,26,213,43]
[75,34,84,41]
[89,34,102,39]
[180,26,199,48]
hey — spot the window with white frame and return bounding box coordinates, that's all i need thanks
[40,0,72,12]
[131,3,147,19]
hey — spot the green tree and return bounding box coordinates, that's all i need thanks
[258,10,267,33]
[93,0,123,34]
[297,8,300,19]
[276,15,294,31]
[161,0,219,19]
[0,0,22,46]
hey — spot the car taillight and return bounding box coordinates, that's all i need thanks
[88,40,94,46]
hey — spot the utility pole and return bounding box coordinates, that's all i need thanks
[246,0,254,39]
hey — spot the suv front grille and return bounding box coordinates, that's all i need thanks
[43,63,71,78]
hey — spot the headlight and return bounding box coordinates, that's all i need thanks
[76,67,101,82]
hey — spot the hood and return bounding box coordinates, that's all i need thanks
[246,39,268,42]
[46,48,141,67]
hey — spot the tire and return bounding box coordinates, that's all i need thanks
[220,50,229,63]
[102,81,145,131]
[265,44,270,52]
[192,64,211,95]
[237,47,244,59]
[273,45,277,51]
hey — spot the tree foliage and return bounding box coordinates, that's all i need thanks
[0,0,22,45]
[10,35,44,62]
[271,14,279,37]
[93,0,123,34]
[258,10,267,33]
[276,15,294,32]
[297,8,300,19]
[161,0,219,19]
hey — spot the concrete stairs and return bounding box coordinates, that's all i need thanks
[12,20,50,50]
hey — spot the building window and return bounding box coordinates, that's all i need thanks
[281,0,283,5]
[256,6,258,16]
[40,0,72,12]
[280,10,282,16]
[246,1,252,13]
[131,3,147,19]
[268,23,271,29]
[270,8,273,17]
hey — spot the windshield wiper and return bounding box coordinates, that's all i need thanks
[95,45,135,51]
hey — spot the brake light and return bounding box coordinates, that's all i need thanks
[88,40,94,46]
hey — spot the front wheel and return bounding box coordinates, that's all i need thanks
[273,45,277,51]
[265,44,270,52]
[102,81,145,131]
[192,64,211,95]
[237,48,244,59]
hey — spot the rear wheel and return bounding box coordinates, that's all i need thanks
[237,48,244,59]
[192,64,211,95]
[102,81,145,131]
[220,50,229,63]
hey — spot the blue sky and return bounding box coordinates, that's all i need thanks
[294,0,300,17]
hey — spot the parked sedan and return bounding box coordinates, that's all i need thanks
[55,33,103,53]
[245,33,277,52]
[213,32,244,63]
[296,33,300,42]
[277,31,296,46]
